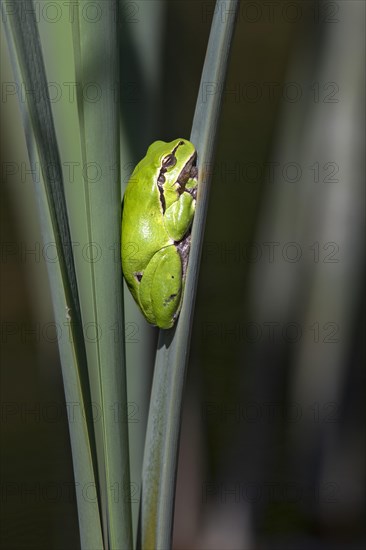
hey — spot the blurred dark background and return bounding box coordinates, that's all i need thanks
[1,1,365,549]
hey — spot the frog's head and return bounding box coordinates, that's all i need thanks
[158,139,197,189]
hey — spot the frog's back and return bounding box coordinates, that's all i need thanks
[121,156,172,280]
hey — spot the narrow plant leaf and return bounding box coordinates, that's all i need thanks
[1,1,103,548]
[138,1,240,548]
[71,1,133,548]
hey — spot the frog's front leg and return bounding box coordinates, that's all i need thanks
[139,245,183,328]
[163,189,196,242]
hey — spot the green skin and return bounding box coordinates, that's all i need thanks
[121,139,198,329]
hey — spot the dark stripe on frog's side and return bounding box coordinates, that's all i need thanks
[175,233,191,281]
[156,141,182,213]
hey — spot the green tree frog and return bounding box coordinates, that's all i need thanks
[121,139,198,329]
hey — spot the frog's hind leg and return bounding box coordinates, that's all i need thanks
[139,245,182,329]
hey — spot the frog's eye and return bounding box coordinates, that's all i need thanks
[162,154,177,169]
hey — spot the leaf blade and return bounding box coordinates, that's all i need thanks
[1,1,104,547]
[70,1,133,547]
